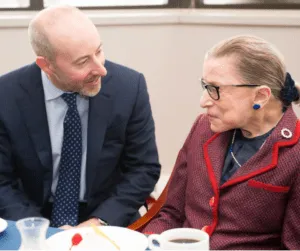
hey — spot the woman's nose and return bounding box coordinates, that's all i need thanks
[200,90,213,108]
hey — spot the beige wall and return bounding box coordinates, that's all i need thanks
[0,9,299,176]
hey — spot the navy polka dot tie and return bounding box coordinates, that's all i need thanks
[51,93,82,227]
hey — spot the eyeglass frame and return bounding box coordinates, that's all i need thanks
[200,78,261,101]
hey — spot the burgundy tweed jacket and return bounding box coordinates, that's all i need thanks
[142,107,300,250]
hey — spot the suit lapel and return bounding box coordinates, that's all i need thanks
[86,68,114,198]
[203,131,231,189]
[203,108,300,190]
[221,108,299,189]
[17,63,53,173]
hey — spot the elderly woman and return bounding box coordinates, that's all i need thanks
[138,35,300,249]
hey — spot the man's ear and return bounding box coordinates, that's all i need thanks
[253,86,272,108]
[36,56,53,75]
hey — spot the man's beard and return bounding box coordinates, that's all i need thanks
[78,78,101,97]
[49,70,102,97]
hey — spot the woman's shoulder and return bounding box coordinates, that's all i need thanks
[191,113,213,134]
[183,113,215,147]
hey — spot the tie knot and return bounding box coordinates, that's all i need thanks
[62,93,77,109]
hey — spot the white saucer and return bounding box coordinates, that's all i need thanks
[0,218,8,232]
[47,226,148,251]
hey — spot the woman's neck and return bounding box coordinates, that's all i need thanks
[240,109,284,139]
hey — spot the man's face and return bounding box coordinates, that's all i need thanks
[48,22,107,97]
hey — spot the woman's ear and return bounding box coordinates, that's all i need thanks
[253,86,272,108]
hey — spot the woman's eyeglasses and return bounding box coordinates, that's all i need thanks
[200,79,261,101]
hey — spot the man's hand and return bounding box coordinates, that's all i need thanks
[75,218,102,228]
[59,225,74,230]
[58,218,104,229]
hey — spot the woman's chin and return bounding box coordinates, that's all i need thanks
[210,123,227,133]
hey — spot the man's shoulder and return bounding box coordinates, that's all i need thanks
[105,60,142,78]
[0,63,39,87]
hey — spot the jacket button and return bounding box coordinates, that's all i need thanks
[201,225,211,233]
[209,196,215,207]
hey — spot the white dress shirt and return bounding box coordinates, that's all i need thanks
[41,71,89,201]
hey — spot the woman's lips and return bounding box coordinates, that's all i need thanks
[208,114,218,120]
[208,113,216,118]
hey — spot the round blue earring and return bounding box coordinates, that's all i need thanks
[253,104,261,110]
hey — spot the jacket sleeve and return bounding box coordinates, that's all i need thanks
[141,115,202,234]
[281,171,300,249]
[0,119,42,220]
[141,149,187,233]
[89,74,161,226]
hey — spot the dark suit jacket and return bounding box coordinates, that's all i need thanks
[0,60,161,227]
[143,107,300,250]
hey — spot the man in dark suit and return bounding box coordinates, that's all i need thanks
[0,5,160,229]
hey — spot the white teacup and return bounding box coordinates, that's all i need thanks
[148,228,209,250]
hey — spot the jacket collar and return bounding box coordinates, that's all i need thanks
[203,107,299,189]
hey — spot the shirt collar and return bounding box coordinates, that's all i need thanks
[41,71,64,101]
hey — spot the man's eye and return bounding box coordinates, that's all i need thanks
[78,60,87,65]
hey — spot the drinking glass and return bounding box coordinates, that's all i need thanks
[16,217,50,251]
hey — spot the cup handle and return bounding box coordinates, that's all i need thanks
[148,234,162,250]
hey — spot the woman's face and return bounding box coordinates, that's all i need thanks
[200,56,257,133]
